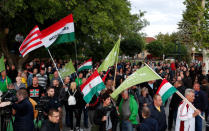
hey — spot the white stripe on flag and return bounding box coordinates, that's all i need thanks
[20,39,41,53]
[22,34,39,46]
[42,23,74,48]
[22,44,43,57]
[79,61,92,69]
[82,76,103,96]
[158,82,173,96]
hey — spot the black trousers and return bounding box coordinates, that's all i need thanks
[68,109,82,129]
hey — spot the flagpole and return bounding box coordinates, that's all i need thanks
[113,54,118,90]
[113,35,121,90]
[47,48,65,86]
[74,41,80,86]
[144,62,204,120]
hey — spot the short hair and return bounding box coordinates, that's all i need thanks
[202,79,208,84]
[142,107,150,118]
[193,82,200,86]
[17,88,28,99]
[177,80,183,86]
[47,87,55,91]
[101,92,110,101]
[48,108,59,116]
[185,89,195,97]
[153,94,161,100]
[121,90,129,95]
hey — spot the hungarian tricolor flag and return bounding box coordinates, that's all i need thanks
[80,70,105,103]
[78,58,93,72]
[156,79,177,103]
[40,14,75,48]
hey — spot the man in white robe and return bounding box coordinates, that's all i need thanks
[175,89,200,131]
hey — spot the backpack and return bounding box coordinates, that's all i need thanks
[68,90,77,106]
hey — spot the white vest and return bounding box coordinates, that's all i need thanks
[175,101,195,131]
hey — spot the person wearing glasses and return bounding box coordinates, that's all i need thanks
[40,108,60,131]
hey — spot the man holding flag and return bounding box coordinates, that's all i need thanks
[175,89,200,131]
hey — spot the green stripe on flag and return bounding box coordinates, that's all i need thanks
[78,65,92,72]
[53,32,75,45]
[83,82,105,103]
[161,87,177,104]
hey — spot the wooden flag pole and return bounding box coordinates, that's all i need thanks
[47,48,65,86]
[113,54,118,91]
[144,62,204,120]
[113,35,121,90]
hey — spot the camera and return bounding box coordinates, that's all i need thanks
[1,89,17,103]
[0,89,17,115]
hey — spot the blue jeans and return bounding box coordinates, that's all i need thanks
[195,112,203,131]
[121,120,133,131]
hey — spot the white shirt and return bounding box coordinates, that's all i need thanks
[175,101,195,131]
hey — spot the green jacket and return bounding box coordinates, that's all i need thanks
[75,78,82,87]
[0,76,11,93]
[119,95,139,124]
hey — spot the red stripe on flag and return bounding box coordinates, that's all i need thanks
[19,25,42,56]
[80,70,100,91]
[78,58,92,68]
[21,41,42,56]
[156,79,168,94]
[102,69,110,82]
[20,35,40,50]
[40,14,73,38]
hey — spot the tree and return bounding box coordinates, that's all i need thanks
[146,41,164,57]
[178,0,209,48]
[164,42,189,61]
[0,0,147,70]
[120,33,145,57]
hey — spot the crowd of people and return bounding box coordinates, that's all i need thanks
[0,58,208,131]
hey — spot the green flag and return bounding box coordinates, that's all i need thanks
[98,38,120,72]
[110,65,162,99]
[60,60,76,79]
[0,56,5,72]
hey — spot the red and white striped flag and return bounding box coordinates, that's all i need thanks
[19,26,43,57]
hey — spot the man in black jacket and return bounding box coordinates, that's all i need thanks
[193,82,208,131]
[94,92,118,131]
[138,107,158,131]
[149,94,167,131]
[0,88,34,131]
[40,108,60,131]
[43,87,62,117]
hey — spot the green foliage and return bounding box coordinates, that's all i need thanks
[178,0,209,48]
[155,32,190,61]
[0,0,147,63]
[164,42,188,58]
[120,33,145,57]
[146,41,164,57]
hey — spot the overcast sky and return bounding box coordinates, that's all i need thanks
[130,0,186,37]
